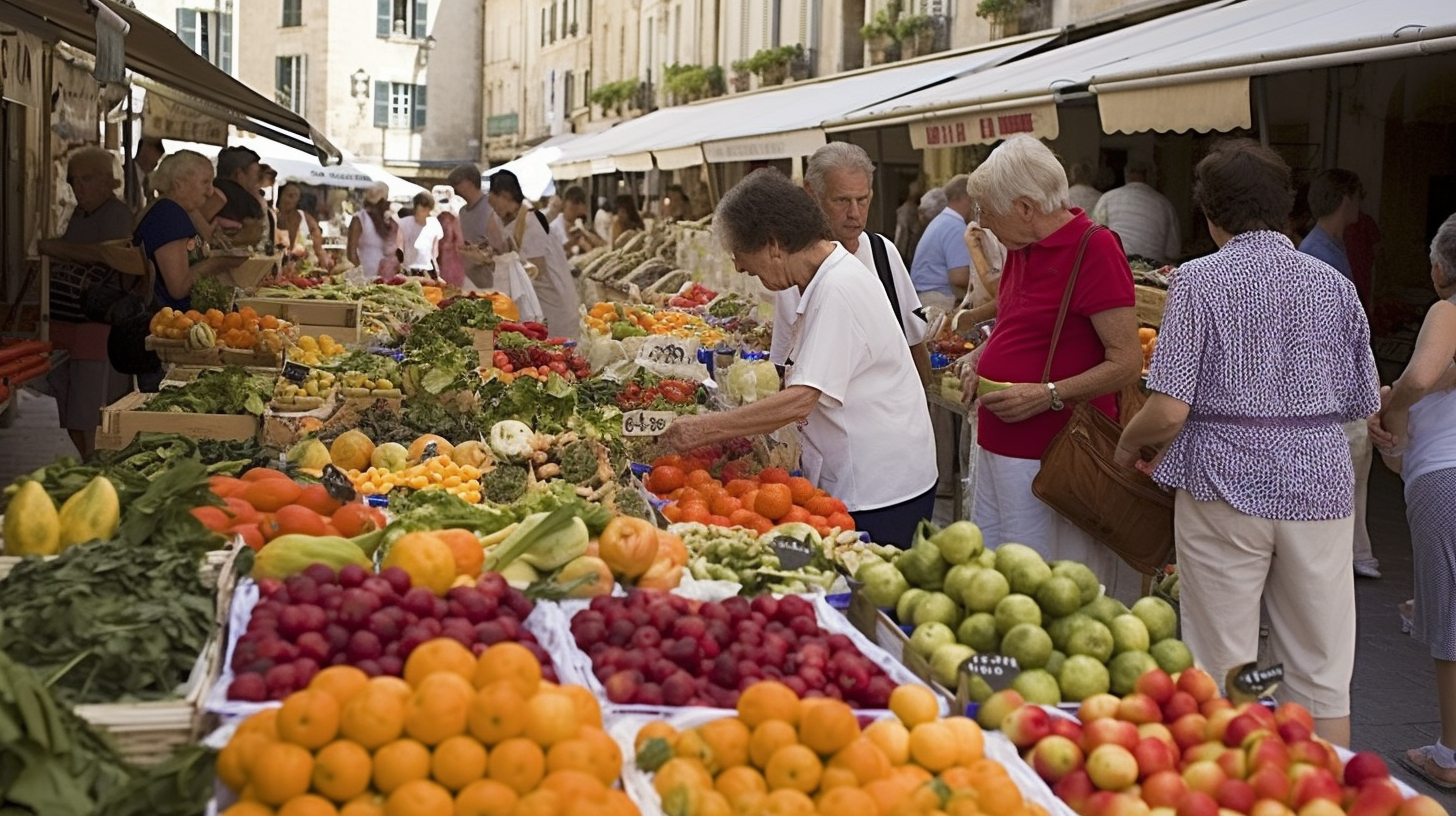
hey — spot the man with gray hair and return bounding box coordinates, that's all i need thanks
[910,174,974,311]
[1091,160,1180,263]
[768,142,931,383]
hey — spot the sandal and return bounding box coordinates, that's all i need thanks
[1399,599,1414,634]
[1395,746,1456,791]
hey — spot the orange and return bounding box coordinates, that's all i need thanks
[275,505,329,537]
[404,639,477,687]
[487,737,546,795]
[699,717,751,771]
[432,528,486,577]
[816,766,858,791]
[716,765,768,804]
[333,503,384,537]
[192,506,233,533]
[965,760,1022,816]
[761,789,816,816]
[815,786,879,814]
[785,477,817,505]
[312,739,373,802]
[710,493,743,517]
[825,512,855,532]
[749,720,800,770]
[764,744,823,793]
[864,719,911,766]
[523,688,582,748]
[889,686,940,729]
[453,779,518,816]
[372,739,431,794]
[545,737,598,779]
[244,479,303,513]
[635,721,679,752]
[558,684,603,730]
[403,673,474,745]
[467,681,528,745]
[678,502,713,525]
[339,794,385,816]
[758,468,791,485]
[217,731,271,792]
[382,532,457,596]
[309,666,371,707]
[754,484,794,521]
[510,790,562,816]
[238,708,280,740]
[473,642,542,696]
[276,690,341,750]
[577,727,623,787]
[802,496,840,518]
[539,769,607,804]
[277,795,338,816]
[384,779,453,816]
[941,716,985,765]
[340,682,407,749]
[781,506,812,525]
[686,469,718,488]
[797,699,858,757]
[908,721,958,772]
[738,681,800,728]
[250,742,315,805]
[653,757,714,800]
[221,804,275,816]
[828,738,892,784]
[242,466,291,482]
[431,735,489,791]
[865,777,917,816]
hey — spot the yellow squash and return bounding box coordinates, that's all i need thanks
[57,476,121,549]
[4,480,61,556]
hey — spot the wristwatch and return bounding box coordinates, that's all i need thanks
[1047,382,1065,411]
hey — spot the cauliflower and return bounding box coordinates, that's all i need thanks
[489,420,536,462]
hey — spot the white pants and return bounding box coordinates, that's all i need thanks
[971,447,1144,605]
[1341,420,1376,567]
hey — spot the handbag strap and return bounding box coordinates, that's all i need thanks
[1041,224,1105,384]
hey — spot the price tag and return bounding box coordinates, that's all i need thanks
[321,464,358,503]
[636,335,699,367]
[961,654,1020,692]
[769,535,815,570]
[281,359,311,383]
[419,441,440,462]
[1228,662,1283,703]
[622,410,675,437]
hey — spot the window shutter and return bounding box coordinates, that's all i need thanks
[377,0,391,37]
[413,0,428,39]
[294,56,306,112]
[275,56,285,102]
[412,84,427,129]
[374,81,389,127]
[220,13,233,73]
[176,8,198,50]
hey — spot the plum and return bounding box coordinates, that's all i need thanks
[366,610,402,643]
[265,663,300,698]
[379,566,412,595]
[377,655,403,677]
[400,587,436,618]
[671,616,707,640]
[228,672,268,701]
[631,628,662,650]
[637,682,664,706]
[338,563,369,588]
[296,632,330,663]
[603,669,642,704]
[472,621,506,646]
[292,657,321,686]
[347,630,382,662]
[663,672,695,706]
[776,594,814,624]
[302,563,337,585]
[285,575,321,605]
[361,576,396,601]
[255,578,284,598]
[355,659,383,677]
[503,588,533,619]
[476,572,509,600]
[339,588,383,629]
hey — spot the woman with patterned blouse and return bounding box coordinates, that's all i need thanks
[1115,140,1380,746]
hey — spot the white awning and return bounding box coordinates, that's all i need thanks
[165,137,426,200]
[1089,0,1456,134]
[484,135,582,199]
[549,107,713,178]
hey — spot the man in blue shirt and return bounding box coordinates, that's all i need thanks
[910,173,973,311]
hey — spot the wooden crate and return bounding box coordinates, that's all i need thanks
[145,338,281,369]
[1135,285,1167,328]
[847,591,955,699]
[237,297,364,344]
[95,391,259,450]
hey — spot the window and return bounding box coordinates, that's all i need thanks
[377,0,428,39]
[373,81,427,129]
[281,0,302,27]
[541,9,547,46]
[549,3,557,43]
[176,9,233,73]
[275,56,305,113]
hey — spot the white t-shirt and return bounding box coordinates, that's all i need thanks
[550,213,570,246]
[783,245,938,511]
[770,233,926,365]
[399,215,443,271]
[512,211,581,340]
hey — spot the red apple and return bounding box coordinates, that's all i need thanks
[1120,693,1165,725]
[1237,702,1277,728]
[1345,778,1403,816]
[1215,778,1258,812]
[1277,721,1313,745]
[1246,735,1291,773]
[1105,791,1154,816]
[1397,795,1452,816]
[1224,713,1272,749]
[1342,751,1391,788]
[1139,723,1177,751]
[1273,702,1314,731]
[1134,736,1180,779]
[1183,760,1229,796]
[1298,798,1346,816]
[1171,713,1210,752]
[1002,703,1054,750]
[1184,742,1226,766]
[1204,708,1239,743]
[1144,769,1189,808]
[1217,747,1250,781]
[1032,734,1086,784]
[1288,741,1332,771]
[1177,668,1220,704]
[1163,691,1201,722]
[1290,767,1343,810]
[1136,669,1177,705]
[1086,718,1142,753]
[1051,717,1085,744]
[1250,798,1295,816]
[1081,693,1124,722]
[1056,769,1097,811]
[1175,790,1220,816]
[1248,765,1292,804]
[1202,698,1235,718]
[1086,791,1124,816]
[1088,744,1141,791]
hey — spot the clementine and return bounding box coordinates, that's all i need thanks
[487,737,546,795]
[340,683,407,749]
[749,720,800,770]
[431,734,489,791]
[309,666,371,707]
[249,742,315,805]
[277,690,342,750]
[433,529,485,577]
[453,779,519,816]
[754,484,794,521]
[738,681,800,728]
[383,778,453,816]
[764,744,823,793]
[467,681,528,745]
[403,638,477,687]
[403,673,474,745]
[472,642,542,696]
[312,740,373,802]
[372,739,431,794]
[797,699,858,757]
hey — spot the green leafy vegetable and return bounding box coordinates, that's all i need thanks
[94,744,215,816]
[145,367,272,416]
[111,458,225,553]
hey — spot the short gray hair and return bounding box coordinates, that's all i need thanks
[805,142,874,197]
[1067,161,1094,186]
[1432,213,1456,284]
[67,147,118,181]
[919,188,947,218]
[149,150,213,195]
[966,135,1070,217]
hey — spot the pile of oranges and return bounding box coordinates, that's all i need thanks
[638,681,1044,816]
[648,463,856,538]
[219,639,640,816]
[149,305,288,352]
[196,468,386,551]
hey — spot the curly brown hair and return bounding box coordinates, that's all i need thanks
[714,169,830,256]
[1193,139,1293,235]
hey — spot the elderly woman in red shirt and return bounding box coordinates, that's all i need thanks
[958,135,1144,601]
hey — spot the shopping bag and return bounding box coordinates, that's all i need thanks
[493,252,544,323]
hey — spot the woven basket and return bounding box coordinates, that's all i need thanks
[1135,284,1167,328]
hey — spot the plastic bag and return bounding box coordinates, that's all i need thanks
[493,251,544,323]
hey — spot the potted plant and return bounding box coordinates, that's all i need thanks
[975,0,1026,35]
[895,14,936,59]
[861,0,904,65]
[588,80,638,117]
[745,44,803,87]
[730,59,752,92]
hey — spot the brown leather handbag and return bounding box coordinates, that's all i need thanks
[1030,226,1174,576]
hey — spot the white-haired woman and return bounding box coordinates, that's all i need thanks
[347,182,400,281]
[1369,213,1456,784]
[958,134,1143,600]
[135,150,216,312]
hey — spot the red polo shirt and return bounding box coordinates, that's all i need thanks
[976,210,1135,459]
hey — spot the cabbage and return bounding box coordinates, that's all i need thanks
[723,360,780,405]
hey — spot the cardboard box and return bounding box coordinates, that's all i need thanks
[95,391,259,450]
[191,253,281,290]
[260,398,338,449]
[237,297,364,344]
[471,329,495,358]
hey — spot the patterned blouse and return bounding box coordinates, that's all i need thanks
[1146,230,1380,521]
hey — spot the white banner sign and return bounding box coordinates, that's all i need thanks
[142,92,228,145]
[909,103,1060,149]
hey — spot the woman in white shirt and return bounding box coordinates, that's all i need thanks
[347,182,400,281]
[399,191,444,278]
[486,170,580,340]
[659,169,937,547]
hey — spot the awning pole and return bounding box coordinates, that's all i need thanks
[38,42,53,343]
[1255,76,1269,148]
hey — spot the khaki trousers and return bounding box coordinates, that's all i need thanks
[1174,490,1356,718]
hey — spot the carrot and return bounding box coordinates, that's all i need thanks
[2,357,50,387]
[0,354,47,379]
[0,340,50,366]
